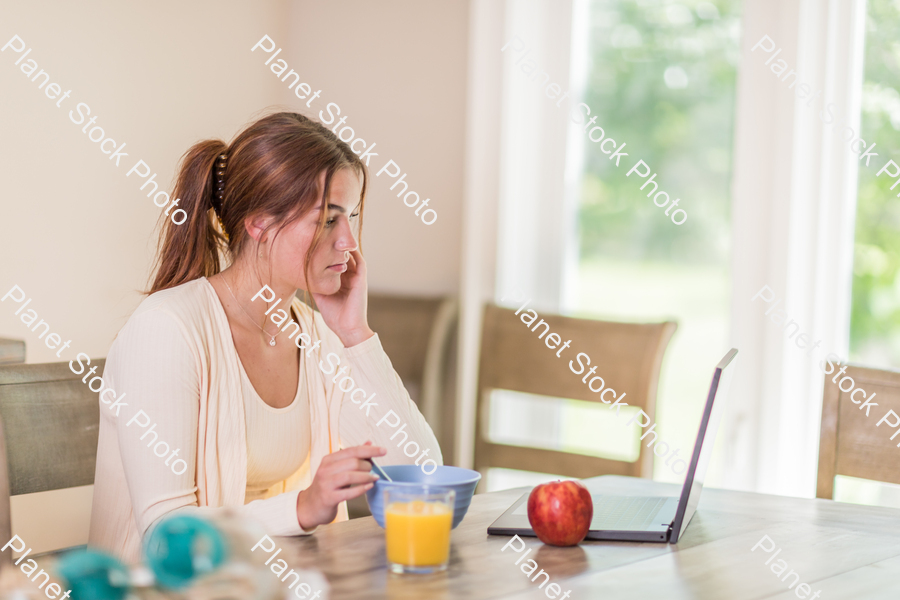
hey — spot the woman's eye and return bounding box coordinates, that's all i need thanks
[325,213,358,227]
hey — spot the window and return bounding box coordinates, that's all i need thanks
[485,0,743,491]
[834,0,900,508]
[566,0,742,483]
[851,0,900,368]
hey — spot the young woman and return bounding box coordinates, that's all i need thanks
[89,112,441,563]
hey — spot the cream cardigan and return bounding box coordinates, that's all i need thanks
[88,278,442,564]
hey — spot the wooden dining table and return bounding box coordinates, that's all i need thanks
[278,475,900,599]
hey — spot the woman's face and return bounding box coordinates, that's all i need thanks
[266,168,362,294]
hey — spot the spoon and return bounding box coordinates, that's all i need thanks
[369,457,393,482]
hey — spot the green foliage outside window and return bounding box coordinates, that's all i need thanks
[579,0,900,367]
[852,0,900,365]
[579,0,741,265]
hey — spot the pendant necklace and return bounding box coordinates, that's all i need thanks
[222,275,284,347]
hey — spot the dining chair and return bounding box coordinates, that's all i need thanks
[816,364,900,499]
[348,294,457,518]
[0,360,102,567]
[367,293,457,439]
[474,303,677,489]
[0,339,25,365]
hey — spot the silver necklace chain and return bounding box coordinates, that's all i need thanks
[222,275,284,347]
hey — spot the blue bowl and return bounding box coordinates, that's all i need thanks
[365,465,481,529]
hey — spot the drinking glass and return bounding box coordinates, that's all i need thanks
[384,486,455,574]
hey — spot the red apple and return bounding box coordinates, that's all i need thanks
[527,480,593,546]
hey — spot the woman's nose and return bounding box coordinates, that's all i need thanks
[335,220,358,252]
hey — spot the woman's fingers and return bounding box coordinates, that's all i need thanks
[318,446,385,480]
[333,470,379,489]
[321,457,378,478]
[325,457,376,477]
[306,443,386,513]
[337,482,375,503]
[332,444,387,460]
[320,445,385,471]
[341,249,365,286]
[299,444,388,529]
[349,248,365,270]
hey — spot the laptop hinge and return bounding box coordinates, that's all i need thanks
[665,522,674,542]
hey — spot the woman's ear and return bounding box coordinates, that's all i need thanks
[244,214,274,243]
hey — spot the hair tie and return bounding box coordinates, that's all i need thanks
[212,153,229,241]
[212,154,227,212]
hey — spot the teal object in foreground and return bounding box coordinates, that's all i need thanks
[144,515,227,589]
[55,550,130,600]
[365,465,481,529]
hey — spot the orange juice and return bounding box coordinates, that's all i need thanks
[385,500,453,567]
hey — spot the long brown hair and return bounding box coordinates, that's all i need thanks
[149,112,367,294]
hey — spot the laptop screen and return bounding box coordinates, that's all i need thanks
[669,348,738,543]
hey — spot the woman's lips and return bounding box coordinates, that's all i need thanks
[327,263,348,273]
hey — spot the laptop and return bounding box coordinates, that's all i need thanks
[487,348,738,544]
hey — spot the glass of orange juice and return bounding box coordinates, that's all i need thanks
[384,486,455,574]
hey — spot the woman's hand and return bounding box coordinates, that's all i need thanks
[312,249,374,347]
[296,442,386,530]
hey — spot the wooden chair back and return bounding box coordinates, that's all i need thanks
[0,361,103,565]
[817,364,900,499]
[0,339,25,365]
[350,294,457,518]
[367,294,456,422]
[475,303,676,484]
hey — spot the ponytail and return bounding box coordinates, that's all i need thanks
[149,140,228,294]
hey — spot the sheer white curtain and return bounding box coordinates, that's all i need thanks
[459,0,866,495]
[494,0,580,312]
[456,0,578,468]
[724,0,866,496]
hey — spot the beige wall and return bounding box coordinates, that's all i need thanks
[284,0,467,296]
[0,0,290,363]
[1,0,467,364]
[0,0,468,552]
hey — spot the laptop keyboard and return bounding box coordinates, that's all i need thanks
[590,496,669,530]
